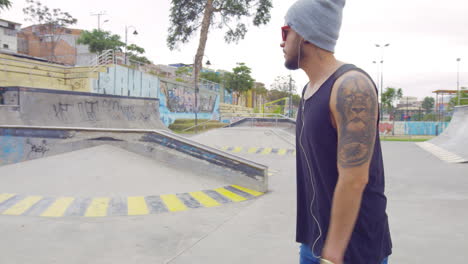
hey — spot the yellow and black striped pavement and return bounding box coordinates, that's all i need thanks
[220,146,296,156]
[0,185,263,218]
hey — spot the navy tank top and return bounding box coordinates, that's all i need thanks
[296,64,392,263]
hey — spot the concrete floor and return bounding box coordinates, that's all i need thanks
[0,128,467,263]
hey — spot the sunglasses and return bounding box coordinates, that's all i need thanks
[281,25,291,42]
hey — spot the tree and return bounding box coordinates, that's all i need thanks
[270,75,297,93]
[126,44,152,65]
[0,0,12,11]
[422,96,435,113]
[381,87,403,114]
[200,71,222,84]
[223,63,255,104]
[449,87,468,108]
[23,0,78,61]
[167,0,273,99]
[77,29,125,54]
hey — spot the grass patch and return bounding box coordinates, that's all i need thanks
[168,119,226,134]
[380,136,434,142]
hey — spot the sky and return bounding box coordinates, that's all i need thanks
[1,0,468,101]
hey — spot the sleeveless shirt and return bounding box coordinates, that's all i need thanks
[296,64,392,263]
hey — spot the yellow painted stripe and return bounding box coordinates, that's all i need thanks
[214,188,247,202]
[261,148,272,155]
[221,146,229,151]
[128,196,149,215]
[41,197,75,217]
[232,147,243,153]
[278,149,287,155]
[161,194,187,212]
[189,191,221,208]
[0,193,15,204]
[247,147,258,153]
[231,185,264,197]
[3,196,42,215]
[85,198,110,217]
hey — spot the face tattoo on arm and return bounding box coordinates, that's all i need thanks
[336,75,378,168]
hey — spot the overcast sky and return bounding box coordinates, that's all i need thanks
[2,0,468,100]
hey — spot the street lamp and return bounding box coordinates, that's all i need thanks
[457,58,461,106]
[375,43,390,120]
[125,25,138,64]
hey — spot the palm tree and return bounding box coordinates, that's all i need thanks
[0,0,12,11]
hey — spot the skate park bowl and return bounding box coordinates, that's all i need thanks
[0,86,167,130]
[418,105,468,163]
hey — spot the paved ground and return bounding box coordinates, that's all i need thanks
[0,127,467,263]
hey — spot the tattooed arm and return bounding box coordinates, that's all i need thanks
[321,71,378,264]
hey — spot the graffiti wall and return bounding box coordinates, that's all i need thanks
[159,79,220,127]
[379,121,450,136]
[92,65,160,98]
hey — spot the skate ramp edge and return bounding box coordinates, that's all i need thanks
[428,105,468,161]
[0,126,268,192]
[0,86,167,130]
[226,117,296,130]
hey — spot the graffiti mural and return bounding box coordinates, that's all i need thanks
[160,81,216,113]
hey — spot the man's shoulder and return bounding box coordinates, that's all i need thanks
[331,69,377,99]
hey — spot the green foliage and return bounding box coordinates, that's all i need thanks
[126,43,151,65]
[0,0,12,11]
[167,0,273,50]
[200,71,222,84]
[449,87,468,108]
[381,87,403,112]
[267,90,289,105]
[175,67,192,77]
[422,113,436,121]
[77,29,125,54]
[422,96,435,112]
[23,0,77,28]
[223,63,255,93]
[253,83,268,96]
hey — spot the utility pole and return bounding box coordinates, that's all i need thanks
[457,58,461,106]
[375,43,390,120]
[91,12,106,30]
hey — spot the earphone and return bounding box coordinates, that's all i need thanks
[297,40,323,258]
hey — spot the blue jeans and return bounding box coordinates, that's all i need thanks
[300,244,389,264]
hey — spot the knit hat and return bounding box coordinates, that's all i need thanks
[285,0,346,53]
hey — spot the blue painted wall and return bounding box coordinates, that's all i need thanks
[92,65,221,127]
[92,65,160,98]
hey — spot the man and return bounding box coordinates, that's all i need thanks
[280,0,392,263]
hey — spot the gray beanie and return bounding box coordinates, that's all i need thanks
[285,0,345,53]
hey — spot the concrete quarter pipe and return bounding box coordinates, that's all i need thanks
[418,105,468,163]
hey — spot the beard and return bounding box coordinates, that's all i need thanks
[284,44,303,70]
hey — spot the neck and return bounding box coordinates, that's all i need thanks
[300,47,341,87]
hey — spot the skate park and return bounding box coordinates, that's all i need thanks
[0,1,467,258]
[0,79,467,263]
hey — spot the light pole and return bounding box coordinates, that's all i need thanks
[125,25,138,65]
[457,58,461,106]
[375,43,390,120]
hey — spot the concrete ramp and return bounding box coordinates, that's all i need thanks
[419,106,468,163]
[0,126,268,192]
[0,87,167,130]
[226,117,296,135]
